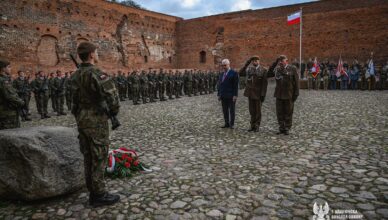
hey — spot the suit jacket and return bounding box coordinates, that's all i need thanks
[242,65,268,100]
[217,69,239,99]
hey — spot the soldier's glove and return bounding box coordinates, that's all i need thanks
[260,96,265,103]
[292,96,298,102]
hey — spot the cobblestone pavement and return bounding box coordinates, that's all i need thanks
[1,83,388,220]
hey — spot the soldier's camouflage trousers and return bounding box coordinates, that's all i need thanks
[51,93,57,112]
[55,95,65,114]
[0,114,20,130]
[66,92,72,110]
[132,87,140,104]
[78,124,109,195]
[36,93,49,115]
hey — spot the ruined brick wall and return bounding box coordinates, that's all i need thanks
[1,0,387,75]
[0,0,181,74]
[176,0,388,70]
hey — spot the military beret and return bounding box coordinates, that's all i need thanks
[0,58,10,68]
[279,55,288,60]
[251,56,260,61]
[77,42,97,55]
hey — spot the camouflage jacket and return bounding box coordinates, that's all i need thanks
[71,63,120,133]
[12,77,31,95]
[0,73,24,117]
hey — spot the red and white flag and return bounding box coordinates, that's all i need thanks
[336,57,347,78]
[287,11,301,25]
[311,57,320,78]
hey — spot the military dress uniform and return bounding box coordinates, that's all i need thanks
[0,71,25,129]
[268,60,299,134]
[71,62,120,202]
[130,73,140,105]
[240,61,268,132]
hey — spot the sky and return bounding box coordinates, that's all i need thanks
[129,0,317,19]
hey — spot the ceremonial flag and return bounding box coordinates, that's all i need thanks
[311,57,320,78]
[287,11,301,25]
[336,57,347,78]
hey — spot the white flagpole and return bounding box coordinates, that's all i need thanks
[299,7,303,78]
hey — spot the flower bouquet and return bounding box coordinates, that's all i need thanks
[106,147,151,178]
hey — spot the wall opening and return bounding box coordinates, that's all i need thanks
[200,51,206,63]
[144,56,148,63]
[37,35,59,66]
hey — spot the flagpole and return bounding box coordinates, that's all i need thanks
[299,7,303,78]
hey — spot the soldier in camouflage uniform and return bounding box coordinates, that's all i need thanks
[32,71,51,119]
[268,55,299,135]
[126,71,132,101]
[184,70,193,97]
[140,70,149,104]
[13,70,32,121]
[158,69,167,101]
[193,71,199,96]
[53,70,67,115]
[49,72,57,113]
[130,71,140,105]
[239,56,268,132]
[65,72,72,111]
[166,71,174,99]
[148,70,157,102]
[174,71,182,98]
[117,71,127,101]
[0,59,25,129]
[71,42,120,207]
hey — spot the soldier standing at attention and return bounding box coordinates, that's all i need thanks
[71,42,120,207]
[0,59,25,129]
[13,70,32,121]
[268,55,299,135]
[53,70,67,116]
[239,56,268,132]
[49,72,57,113]
[65,72,72,111]
[131,71,141,105]
[33,71,50,119]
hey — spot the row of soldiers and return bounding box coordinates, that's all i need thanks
[9,68,221,121]
[113,69,219,104]
[11,70,73,120]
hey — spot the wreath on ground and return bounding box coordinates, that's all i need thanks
[106,147,151,178]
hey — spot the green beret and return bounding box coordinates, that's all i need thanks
[0,58,10,68]
[77,42,97,55]
[251,56,260,61]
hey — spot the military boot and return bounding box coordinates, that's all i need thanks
[89,192,120,207]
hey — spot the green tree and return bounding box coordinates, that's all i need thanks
[108,0,143,9]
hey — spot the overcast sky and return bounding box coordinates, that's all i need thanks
[130,0,317,19]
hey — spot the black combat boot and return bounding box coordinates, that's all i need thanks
[89,192,120,207]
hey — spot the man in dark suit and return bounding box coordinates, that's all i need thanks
[217,59,239,129]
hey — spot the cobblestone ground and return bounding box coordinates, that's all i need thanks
[1,83,387,220]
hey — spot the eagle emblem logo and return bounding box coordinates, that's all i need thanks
[313,201,330,220]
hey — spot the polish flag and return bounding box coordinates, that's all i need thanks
[287,11,301,25]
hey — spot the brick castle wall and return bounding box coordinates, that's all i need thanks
[176,0,388,70]
[1,0,387,74]
[0,0,181,74]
